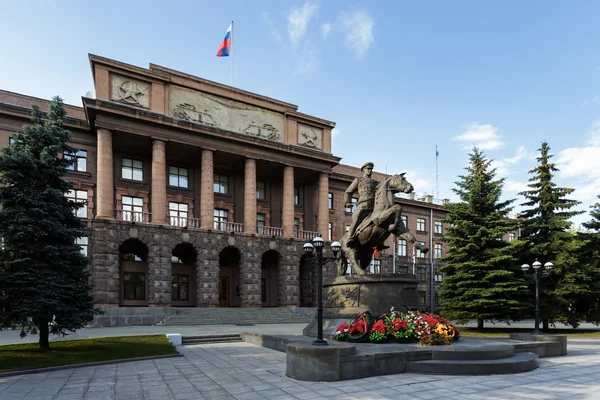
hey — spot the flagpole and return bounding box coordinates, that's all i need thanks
[231,20,235,87]
[435,145,439,199]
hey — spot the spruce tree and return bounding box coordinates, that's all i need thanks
[517,142,583,329]
[0,97,98,350]
[439,148,527,329]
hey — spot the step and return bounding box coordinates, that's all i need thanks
[182,334,243,345]
[406,352,539,375]
[431,344,514,361]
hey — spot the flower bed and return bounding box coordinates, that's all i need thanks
[333,307,460,346]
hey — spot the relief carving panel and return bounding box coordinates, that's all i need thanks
[168,86,284,142]
[110,75,150,108]
[297,124,322,149]
[324,285,360,308]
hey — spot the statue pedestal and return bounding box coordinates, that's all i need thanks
[303,274,419,338]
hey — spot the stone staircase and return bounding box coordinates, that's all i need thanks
[158,307,316,326]
[182,334,243,345]
[406,344,539,375]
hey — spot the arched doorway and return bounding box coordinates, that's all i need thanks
[261,250,281,307]
[299,254,316,307]
[119,239,149,306]
[171,243,198,307]
[219,246,241,307]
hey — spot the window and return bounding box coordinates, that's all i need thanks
[345,261,353,275]
[257,213,265,234]
[64,150,87,172]
[434,270,443,282]
[369,259,381,274]
[509,232,515,241]
[294,218,299,236]
[416,242,426,258]
[418,291,426,306]
[214,208,228,230]
[76,237,88,257]
[172,274,189,301]
[345,224,350,233]
[169,202,188,226]
[434,221,443,235]
[169,166,188,188]
[214,174,229,194]
[66,190,88,218]
[257,181,266,200]
[328,222,332,241]
[345,197,358,213]
[122,196,143,222]
[294,187,300,205]
[122,158,143,181]
[9,136,22,145]
[417,267,426,281]
[417,218,426,232]
[434,243,443,259]
[397,239,407,257]
[401,215,408,229]
[123,273,146,300]
[328,193,333,209]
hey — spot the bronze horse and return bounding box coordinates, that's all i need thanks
[337,173,429,275]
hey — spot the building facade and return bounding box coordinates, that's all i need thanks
[0,55,455,313]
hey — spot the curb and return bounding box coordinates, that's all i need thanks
[0,353,183,378]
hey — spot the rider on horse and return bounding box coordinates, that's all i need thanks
[344,162,378,248]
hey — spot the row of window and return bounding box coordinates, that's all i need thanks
[396,239,444,259]
[123,272,190,301]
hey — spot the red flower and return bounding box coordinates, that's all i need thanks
[391,318,408,331]
[348,316,367,335]
[335,322,349,334]
[422,313,439,329]
[370,320,386,334]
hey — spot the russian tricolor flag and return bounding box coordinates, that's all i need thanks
[216,23,232,57]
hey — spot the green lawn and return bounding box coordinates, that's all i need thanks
[0,335,178,373]
[457,327,600,338]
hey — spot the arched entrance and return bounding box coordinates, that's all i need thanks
[219,246,241,307]
[171,243,198,307]
[299,254,316,307]
[119,239,149,306]
[261,250,281,307]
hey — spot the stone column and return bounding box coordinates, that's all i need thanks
[317,173,329,238]
[282,166,295,237]
[244,158,257,234]
[96,128,114,219]
[151,139,167,224]
[200,149,214,229]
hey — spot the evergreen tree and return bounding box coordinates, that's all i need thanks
[439,148,527,329]
[0,97,98,350]
[517,141,583,329]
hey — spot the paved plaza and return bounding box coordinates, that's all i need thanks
[1,335,599,400]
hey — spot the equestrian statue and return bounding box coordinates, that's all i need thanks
[337,162,429,276]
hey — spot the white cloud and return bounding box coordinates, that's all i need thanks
[504,179,529,192]
[287,1,318,44]
[582,95,600,107]
[294,44,320,74]
[555,120,600,202]
[340,9,374,59]
[321,23,332,39]
[492,145,528,177]
[452,123,504,150]
[261,12,286,47]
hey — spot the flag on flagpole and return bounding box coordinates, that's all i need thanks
[373,246,379,260]
[411,246,416,274]
[216,23,232,57]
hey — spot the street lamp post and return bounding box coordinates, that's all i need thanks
[303,236,341,346]
[521,258,554,335]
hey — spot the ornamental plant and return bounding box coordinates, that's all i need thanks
[347,313,371,341]
[369,319,387,343]
[333,321,350,340]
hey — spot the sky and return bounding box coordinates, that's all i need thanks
[1,1,599,227]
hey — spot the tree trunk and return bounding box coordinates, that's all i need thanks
[542,318,550,332]
[38,319,50,351]
[477,319,484,330]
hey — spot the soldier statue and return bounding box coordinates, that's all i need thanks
[344,162,379,248]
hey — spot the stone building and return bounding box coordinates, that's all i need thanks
[0,54,457,317]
